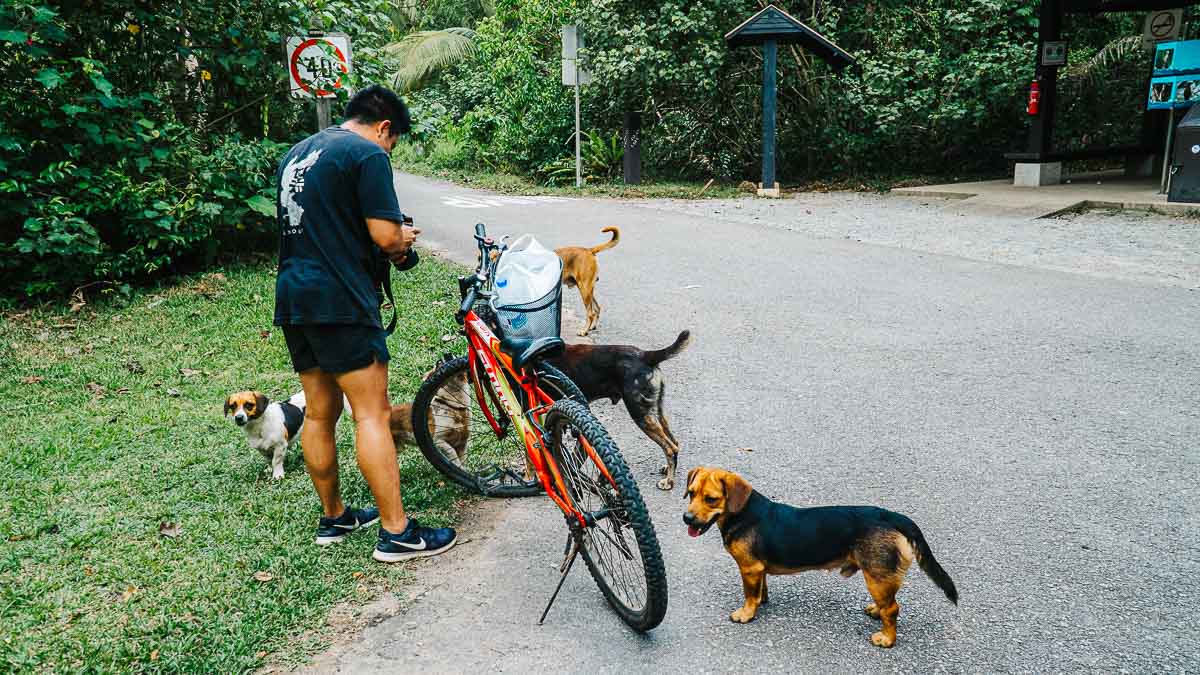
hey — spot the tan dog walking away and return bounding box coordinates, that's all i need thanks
[555,226,619,336]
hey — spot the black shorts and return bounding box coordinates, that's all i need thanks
[281,324,390,374]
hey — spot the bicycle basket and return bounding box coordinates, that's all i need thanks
[491,235,563,340]
[492,282,562,340]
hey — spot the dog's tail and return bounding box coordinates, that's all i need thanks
[644,330,691,367]
[889,512,958,604]
[589,226,620,254]
[287,391,307,415]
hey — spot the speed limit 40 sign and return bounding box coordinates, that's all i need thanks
[285,33,352,99]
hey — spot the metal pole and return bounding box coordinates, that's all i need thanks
[575,82,582,188]
[1161,106,1175,194]
[761,39,777,190]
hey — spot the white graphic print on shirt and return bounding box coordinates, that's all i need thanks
[279,149,322,236]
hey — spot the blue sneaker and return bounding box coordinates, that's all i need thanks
[373,518,457,563]
[315,506,380,546]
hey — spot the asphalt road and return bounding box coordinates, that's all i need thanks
[314,174,1198,673]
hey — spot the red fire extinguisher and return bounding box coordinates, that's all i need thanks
[1026,79,1040,116]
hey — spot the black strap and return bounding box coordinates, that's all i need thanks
[380,215,415,336]
[381,265,398,336]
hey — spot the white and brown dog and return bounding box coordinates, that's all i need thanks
[224,390,306,480]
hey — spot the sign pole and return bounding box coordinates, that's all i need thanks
[575,80,582,188]
[1161,106,1175,194]
[316,98,331,131]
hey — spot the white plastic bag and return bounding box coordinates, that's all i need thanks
[493,235,562,308]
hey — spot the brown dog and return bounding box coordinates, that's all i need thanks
[390,363,471,462]
[548,330,690,489]
[343,359,471,461]
[683,467,958,648]
[555,226,619,336]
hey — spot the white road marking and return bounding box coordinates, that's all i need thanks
[440,195,569,209]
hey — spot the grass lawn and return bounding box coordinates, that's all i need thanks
[0,254,473,672]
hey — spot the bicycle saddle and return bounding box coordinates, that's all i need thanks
[499,336,565,370]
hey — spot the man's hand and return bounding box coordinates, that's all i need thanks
[396,225,420,257]
[391,225,421,263]
[367,218,421,262]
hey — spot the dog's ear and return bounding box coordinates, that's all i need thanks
[685,467,702,496]
[722,471,753,513]
[223,397,235,417]
[253,393,269,416]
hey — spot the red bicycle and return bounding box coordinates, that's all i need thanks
[411,223,668,631]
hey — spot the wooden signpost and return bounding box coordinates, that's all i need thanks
[725,5,854,197]
[285,29,353,132]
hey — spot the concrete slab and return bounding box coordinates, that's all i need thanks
[892,171,1200,218]
[1013,161,1062,187]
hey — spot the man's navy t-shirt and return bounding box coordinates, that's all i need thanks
[273,127,404,328]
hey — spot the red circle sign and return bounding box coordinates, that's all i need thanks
[289,38,348,97]
[1151,12,1176,39]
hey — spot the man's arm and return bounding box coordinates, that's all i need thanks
[366,217,420,263]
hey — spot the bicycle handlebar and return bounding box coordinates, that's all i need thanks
[456,283,478,323]
[455,223,501,323]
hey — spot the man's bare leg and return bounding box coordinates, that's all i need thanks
[334,359,408,533]
[299,367,346,519]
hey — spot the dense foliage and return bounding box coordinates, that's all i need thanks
[0,0,398,300]
[2,0,1157,299]
[409,0,1149,182]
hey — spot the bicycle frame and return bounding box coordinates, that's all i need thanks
[460,309,616,527]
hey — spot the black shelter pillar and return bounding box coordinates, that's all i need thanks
[623,111,641,185]
[1026,0,1062,155]
[761,39,778,192]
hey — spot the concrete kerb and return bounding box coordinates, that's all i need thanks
[890,185,1200,219]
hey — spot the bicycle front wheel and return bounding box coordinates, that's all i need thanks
[412,356,585,498]
[544,398,668,632]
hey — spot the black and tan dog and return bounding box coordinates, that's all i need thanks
[548,330,690,490]
[683,467,958,648]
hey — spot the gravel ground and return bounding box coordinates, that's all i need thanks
[630,192,1200,289]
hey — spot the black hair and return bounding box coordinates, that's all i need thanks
[344,85,412,136]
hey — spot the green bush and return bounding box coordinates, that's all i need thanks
[405,0,1149,182]
[426,121,475,170]
[0,0,401,301]
[538,130,623,185]
[407,0,578,175]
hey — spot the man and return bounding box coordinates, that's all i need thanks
[274,85,455,562]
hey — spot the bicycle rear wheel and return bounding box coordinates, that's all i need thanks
[544,399,668,632]
[412,356,585,497]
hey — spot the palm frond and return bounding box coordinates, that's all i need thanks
[1064,35,1142,81]
[385,27,479,92]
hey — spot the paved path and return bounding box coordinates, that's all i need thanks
[311,175,1198,673]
